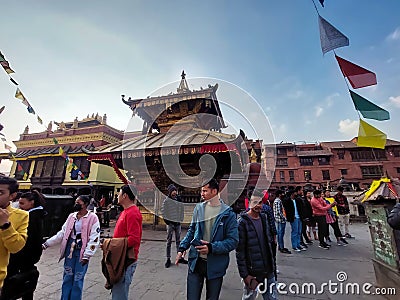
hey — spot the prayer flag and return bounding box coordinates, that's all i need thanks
[350,90,389,121]
[53,137,59,144]
[0,124,3,132]
[59,146,67,158]
[319,0,324,7]
[37,115,43,124]
[319,16,349,54]
[0,106,4,115]
[9,77,18,85]
[336,55,377,89]
[1,61,14,74]
[357,119,387,149]
[1,137,6,142]
[4,144,12,150]
[0,51,5,62]
[27,105,35,114]
[22,99,29,106]
[15,88,26,101]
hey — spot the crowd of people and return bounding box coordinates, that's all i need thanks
[0,174,354,300]
[0,177,142,300]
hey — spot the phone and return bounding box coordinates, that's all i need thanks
[190,238,203,247]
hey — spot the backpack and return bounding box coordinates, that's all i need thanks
[387,203,400,230]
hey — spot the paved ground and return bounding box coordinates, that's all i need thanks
[34,222,393,300]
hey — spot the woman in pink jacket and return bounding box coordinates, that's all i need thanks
[310,190,336,250]
[42,195,100,300]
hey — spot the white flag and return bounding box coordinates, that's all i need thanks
[319,16,349,54]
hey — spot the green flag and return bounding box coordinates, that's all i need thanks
[350,90,390,121]
[53,137,59,144]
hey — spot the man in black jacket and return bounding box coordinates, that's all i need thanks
[236,189,277,300]
[161,184,187,268]
[282,189,306,252]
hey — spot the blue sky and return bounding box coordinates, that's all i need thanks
[1,0,400,171]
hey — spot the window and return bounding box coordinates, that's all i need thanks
[360,166,383,178]
[300,157,313,166]
[280,171,285,182]
[69,156,91,180]
[340,169,348,175]
[277,148,287,156]
[14,160,31,180]
[276,158,288,166]
[396,167,400,174]
[43,159,54,177]
[322,170,330,180]
[54,158,66,177]
[289,170,295,182]
[34,160,44,177]
[304,170,312,181]
[351,149,386,161]
[337,150,345,159]
[318,157,330,165]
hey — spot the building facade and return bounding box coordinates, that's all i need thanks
[264,138,400,191]
[0,114,124,200]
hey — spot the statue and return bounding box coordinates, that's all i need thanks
[23,125,29,134]
[47,121,52,132]
[72,117,78,129]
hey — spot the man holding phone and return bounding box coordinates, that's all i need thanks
[175,178,238,300]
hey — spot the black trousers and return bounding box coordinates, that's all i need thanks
[328,220,343,239]
[314,215,328,244]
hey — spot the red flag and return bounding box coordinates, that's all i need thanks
[335,55,377,89]
[17,163,23,172]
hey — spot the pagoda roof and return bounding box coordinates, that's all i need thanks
[5,144,96,159]
[87,128,238,155]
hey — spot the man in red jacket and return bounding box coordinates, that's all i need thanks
[310,190,336,250]
[111,185,142,300]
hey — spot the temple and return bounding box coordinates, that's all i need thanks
[87,72,268,224]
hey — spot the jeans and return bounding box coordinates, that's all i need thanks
[338,214,350,235]
[112,261,138,300]
[242,275,277,300]
[275,222,286,250]
[290,218,302,249]
[61,238,89,300]
[166,223,181,258]
[187,259,223,300]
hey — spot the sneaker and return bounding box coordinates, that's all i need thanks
[300,242,308,248]
[299,246,307,251]
[345,233,354,239]
[276,269,280,274]
[306,240,313,245]
[326,237,332,243]
[319,243,330,250]
[292,248,301,252]
[337,241,344,246]
[340,238,349,245]
[165,258,171,268]
[178,258,188,264]
[281,248,292,254]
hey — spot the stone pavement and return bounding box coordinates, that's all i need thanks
[34,222,393,300]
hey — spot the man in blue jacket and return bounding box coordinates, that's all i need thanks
[175,178,239,300]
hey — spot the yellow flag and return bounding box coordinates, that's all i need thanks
[357,119,387,149]
[15,88,26,100]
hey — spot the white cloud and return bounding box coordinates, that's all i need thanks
[389,96,400,108]
[315,106,323,117]
[387,27,400,41]
[338,119,358,137]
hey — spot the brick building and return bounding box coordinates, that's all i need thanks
[264,137,400,191]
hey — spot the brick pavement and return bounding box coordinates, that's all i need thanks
[33,223,390,300]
